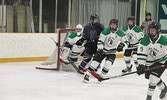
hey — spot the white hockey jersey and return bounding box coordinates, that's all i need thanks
[98,27,129,54]
[122,25,143,49]
[66,32,83,45]
[137,35,167,66]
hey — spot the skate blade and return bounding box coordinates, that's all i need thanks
[78,73,84,77]
[122,70,132,74]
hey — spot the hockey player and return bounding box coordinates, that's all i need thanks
[137,22,167,100]
[76,14,105,73]
[60,24,85,63]
[122,16,143,73]
[83,19,129,82]
[140,12,154,35]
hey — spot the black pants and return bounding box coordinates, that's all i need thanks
[87,51,116,72]
[124,48,137,57]
[93,52,116,64]
[145,63,166,79]
[83,42,97,63]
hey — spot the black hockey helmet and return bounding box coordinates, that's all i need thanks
[146,12,151,16]
[127,16,135,21]
[90,14,99,22]
[127,16,135,28]
[109,19,118,25]
[109,19,118,32]
[148,21,161,40]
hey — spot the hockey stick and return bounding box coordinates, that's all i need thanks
[91,71,137,82]
[91,64,166,82]
[68,59,84,75]
[51,37,59,47]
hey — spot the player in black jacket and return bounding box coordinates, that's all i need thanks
[76,14,105,74]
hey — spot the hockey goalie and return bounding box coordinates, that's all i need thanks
[36,24,85,71]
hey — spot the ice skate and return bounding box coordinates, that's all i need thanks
[83,74,90,83]
[146,95,152,100]
[122,65,132,73]
[160,87,167,100]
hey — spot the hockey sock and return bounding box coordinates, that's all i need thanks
[124,56,131,68]
[87,61,99,73]
[157,79,166,90]
[133,54,138,67]
[147,74,160,96]
[101,60,112,75]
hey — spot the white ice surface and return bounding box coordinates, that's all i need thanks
[0,59,167,100]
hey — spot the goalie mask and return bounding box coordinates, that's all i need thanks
[76,24,83,36]
[148,21,161,41]
[127,16,135,29]
[109,19,118,32]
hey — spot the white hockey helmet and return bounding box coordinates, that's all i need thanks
[76,24,83,36]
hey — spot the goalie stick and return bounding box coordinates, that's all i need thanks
[51,37,59,47]
[68,59,84,75]
[91,64,166,82]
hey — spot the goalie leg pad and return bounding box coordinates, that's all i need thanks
[61,47,71,60]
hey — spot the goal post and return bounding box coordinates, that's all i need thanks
[56,28,76,70]
[36,28,75,70]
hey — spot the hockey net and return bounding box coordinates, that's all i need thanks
[36,28,76,71]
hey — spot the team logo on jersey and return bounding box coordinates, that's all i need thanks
[127,33,134,42]
[90,30,97,40]
[106,37,115,47]
[148,48,159,57]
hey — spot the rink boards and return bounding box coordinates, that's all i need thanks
[0,33,166,62]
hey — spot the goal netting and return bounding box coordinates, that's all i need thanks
[36,28,78,71]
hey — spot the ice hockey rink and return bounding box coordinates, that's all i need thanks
[0,58,167,100]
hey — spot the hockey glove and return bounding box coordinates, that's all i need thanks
[96,49,103,57]
[76,38,85,46]
[137,64,145,75]
[64,42,72,48]
[117,43,125,52]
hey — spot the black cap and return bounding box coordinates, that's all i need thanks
[146,12,151,16]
